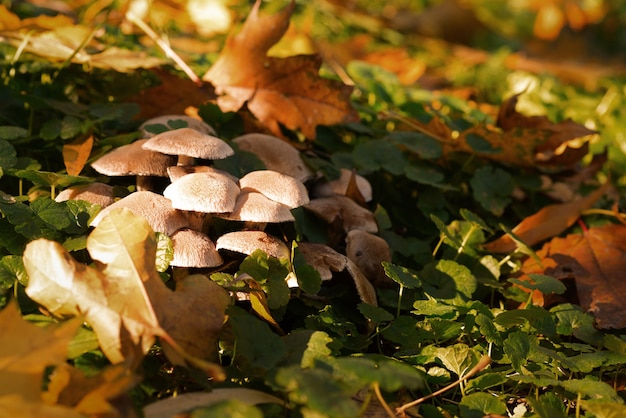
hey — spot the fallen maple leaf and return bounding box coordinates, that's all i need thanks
[484,181,608,253]
[203,0,358,138]
[518,223,626,329]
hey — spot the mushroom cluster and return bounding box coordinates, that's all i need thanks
[61,115,392,306]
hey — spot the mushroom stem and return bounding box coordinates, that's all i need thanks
[177,155,195,166]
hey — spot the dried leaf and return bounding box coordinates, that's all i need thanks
[62,134,93,176]
[484,181,608,253]
[0,302,81,401]
[518,224,626,329]
[203,0,357,138]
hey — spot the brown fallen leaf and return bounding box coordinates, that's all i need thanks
[518,223,626,329]
[203,0,358,139]
[484,181,608,253]
[63,134,94,177]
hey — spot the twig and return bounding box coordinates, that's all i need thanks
[125,12,202,86]
[372,382,396,418]
[395,355,491,417]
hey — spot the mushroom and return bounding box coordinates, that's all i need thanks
[163,172,240,214]
[167,165,238,184]
[170,228,223,268]
[304,195,378,234]
[90,191,192,235]
[232,133,313,182]
[217,191,295,224]
[91,139,176,191]
[345,230,393,288]
[139,115,217,138]
[55,182,115,208]
[141,127,234,166]
[313,168,373,203]
[215,230,290,260]
[238,170,309,209]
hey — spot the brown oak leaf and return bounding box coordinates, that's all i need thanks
[202,0,358,138]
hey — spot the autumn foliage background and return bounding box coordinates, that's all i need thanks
[1,0,626,417]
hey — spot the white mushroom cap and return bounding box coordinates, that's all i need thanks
[139,115,217,138]
[232,133,313,182]
[91,139,175,177]
[215,230,290,259]
[141,128,234,161]
[55,182,115,208]
[170,228,223,268]
[305,195,378,233]
[313,168,373,202]
[163,172,240,213]
[90,191,191,235]
[218,191,294,223]
[167,165,239,184]
[239,170,309,209]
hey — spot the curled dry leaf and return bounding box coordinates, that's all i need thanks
[203,0,358,138]
[518,224,626,329]
[484,181,608,253]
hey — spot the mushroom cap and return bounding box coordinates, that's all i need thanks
[170,228,223,268]
[215,230,290,259]
[345,230,393,288]
[232,133,313,182]
[91,139,176,177]
[163,172,240,213]
[304,195,378,233]
[139,115,217,138]
[218,191,294,223]
[239,170,309,209]
[141,128,234,160]
[313,168,373,202]
[90,191,191,235]
[167,165,239,184]
[55,182,115,208]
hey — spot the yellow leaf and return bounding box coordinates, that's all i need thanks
[62,134,93,176]
[0,302,81,401]
[245,277,282,332]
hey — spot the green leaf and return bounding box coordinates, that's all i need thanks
[60,115,82,139]
[358,303,394,323]
[494,307,551,327]
[581,400,626,418]
[381,315,421,346]
[503,331,534,372]
[459,209,493,233]
[390,131,442,159]
[272,365,360,418]
[470,165,514,216]
[509,274,566,294]
[464,133,502,154]
[0,126,28,141]
[31,198,73,231]
[292,243,321,294]
[62,236,88,252]
[459,392,506,418]
[382,262,421,288]
[300,331,334,368]
[435,344,480,377]
[464,372,508,393]
[189,400,264,418]
[526,393,568,418]
[420,260,477,303]
[0,140,17,172]
[412,300,458,318]
[353,140,407,175]
[330,355,424,392]
[404,164,447,188]
[40,118,62,140]
[228,307,286,372]
[0,255,27,287]
[155,232,174,273]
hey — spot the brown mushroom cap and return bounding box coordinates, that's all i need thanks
[141,128,234,161]
[239,170,309,209]
[170,228,223,268]
[304,195,378,233]
[91,139,175,177]
[163,172,240,213]
[139,115,217,138]
[232,133,313,182]
[346,230,393,288]
[215,230,290,259]
[313,168,373,202]
[90,191,191,235]
[218,191,295,223]
[55,182,115,208]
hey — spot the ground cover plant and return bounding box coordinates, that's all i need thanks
[1,0,626,417]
